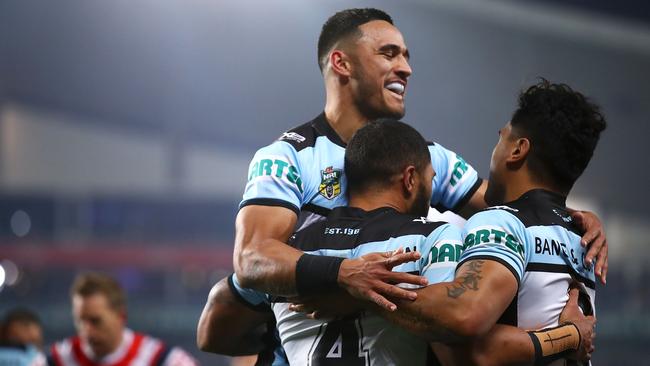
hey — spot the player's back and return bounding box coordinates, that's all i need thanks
[461,189,596,365]
[273,206,462,366]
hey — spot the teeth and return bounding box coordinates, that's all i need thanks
[386,82,405,95]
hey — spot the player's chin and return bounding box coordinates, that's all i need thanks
[384,103,406,120]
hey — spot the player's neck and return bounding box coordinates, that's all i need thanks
[324,93,367,144]
[349,190,407,214]
[501,172,565,203]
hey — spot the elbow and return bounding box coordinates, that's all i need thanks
[196,334,235,355]
[196,331,214,353]
[196,319,222,353]
[196,282,233,354]
[196,314,239,355]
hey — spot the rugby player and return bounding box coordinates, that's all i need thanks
[49,273,197,366]
[233,8,608,315]
[0,308,46,366]
[350,80,605,365]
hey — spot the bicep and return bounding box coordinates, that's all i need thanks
[448,259,518,335]
[234,205,298,260]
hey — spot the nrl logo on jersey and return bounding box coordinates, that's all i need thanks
[279,132,306,143]
[319,166,342,200]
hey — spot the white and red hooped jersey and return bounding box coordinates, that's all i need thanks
[48,329,197,366]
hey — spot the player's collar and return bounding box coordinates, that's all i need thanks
[329,206,398,220]
[312,112,347,148]
[515,189,567,207]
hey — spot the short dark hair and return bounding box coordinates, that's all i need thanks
[71,272,126,312]
[345,119,430,196]
[1,308,41,341]
[511,79,607,191]
[317,8,393,72]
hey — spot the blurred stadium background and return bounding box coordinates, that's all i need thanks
[1,0,649,364]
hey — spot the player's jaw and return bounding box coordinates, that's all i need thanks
[354,71,408,120]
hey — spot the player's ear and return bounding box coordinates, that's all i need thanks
[402,165,417,195]
[329,50,352,78]
[507,137,530,165]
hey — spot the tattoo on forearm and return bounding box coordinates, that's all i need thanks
[446,260,485,299]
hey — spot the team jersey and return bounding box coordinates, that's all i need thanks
[240,113,481,230]
[459,189,596,366]
[0,344,46,366]
[48,329,197,366]
[233,206,463,366]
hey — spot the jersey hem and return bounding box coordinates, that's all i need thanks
[457,255,521,287]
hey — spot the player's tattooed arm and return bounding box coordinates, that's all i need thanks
[446,260,484,298]
[373,259,517,342]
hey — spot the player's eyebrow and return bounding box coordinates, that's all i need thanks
[378,44,410,60]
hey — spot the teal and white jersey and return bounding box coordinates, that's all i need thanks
[460,189,596,365]
[0,344,46,366]
[240,113,481,230]
[233,206,463,366]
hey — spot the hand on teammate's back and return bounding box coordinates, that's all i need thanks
[571,210,608,284]
[559,284,596,362]
[336,248,428,311]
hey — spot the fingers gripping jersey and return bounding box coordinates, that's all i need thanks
[240,113,481,230]
[459,190,596,354]
[233,207,463,366]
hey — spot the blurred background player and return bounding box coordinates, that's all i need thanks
[48,273,198,366]
[0,308,46,366]
[1,308,44,348]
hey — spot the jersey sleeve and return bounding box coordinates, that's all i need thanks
[419,223,464,283]
[459,209,530,284]
[428,143,481,212]
[228,273,272,312]
[239,141,308,215]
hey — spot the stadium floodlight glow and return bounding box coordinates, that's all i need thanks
[0,264,5,289]
[0,260,19,286]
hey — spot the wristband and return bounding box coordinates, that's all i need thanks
[295,254,344,296]
[527,322,581,365]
